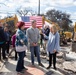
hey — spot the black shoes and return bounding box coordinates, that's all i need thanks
[53,67,57,70]
[17,71,24,74]
[22,67,28,71]
[46,66,57,70]
[15,58,17,61]
[32,63,34,66]
[46,66,51,69]
[3,57,8,60]
[32,63,35,67]
[38,63,44,67]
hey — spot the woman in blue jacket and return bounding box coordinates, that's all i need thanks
[44,25,60,70]
[15,21,28,74]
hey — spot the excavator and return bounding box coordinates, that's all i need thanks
[73,22,76,41]
[0,14,18,33]
[74,22,76,32]
[42,16,67,45]
[42,16,60,30]
[63,23,76,42]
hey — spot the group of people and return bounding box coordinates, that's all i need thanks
[0,22,11,60]
[0,20,60,74]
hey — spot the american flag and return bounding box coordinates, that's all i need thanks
[21,16,43,28]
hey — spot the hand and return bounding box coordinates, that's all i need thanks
[32,43,35,46]
[20,40,24,44]
[40,32,43,34]
[42,33,45,36]
[32,43,38,46]
[6,42,7,44]
[35,43,38,46]
[53,50,56,53]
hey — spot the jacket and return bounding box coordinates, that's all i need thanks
[0,27,7,44]
[15,29,28,47]
[45,32,60,54]
[26,27,40,46]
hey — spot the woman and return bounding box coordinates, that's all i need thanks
[44,25,60,70]
[15,21,28,74]
[12,32,17,60]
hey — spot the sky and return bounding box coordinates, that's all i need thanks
[0,0,76,25]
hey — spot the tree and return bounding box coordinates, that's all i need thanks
[17,7,36,16]
[46,9,72,31]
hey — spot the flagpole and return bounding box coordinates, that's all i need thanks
[38,0,40,15]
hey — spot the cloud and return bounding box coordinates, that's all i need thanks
[70,12,76,19]
[40,0,76,7]
[29,0,38,3]
[0,13,7,19]
[68,12,76,25]
[0,0,76,18]
[0,0,5,2]
[55,0,74,6]
[73,1,76,6]
[45,7,55,12]
[0,0,76,12]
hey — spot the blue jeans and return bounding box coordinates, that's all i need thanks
[16,51,25,72]
[0,43,6,60]
[30,46,41,64]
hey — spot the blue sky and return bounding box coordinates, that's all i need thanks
[0,0,76,24]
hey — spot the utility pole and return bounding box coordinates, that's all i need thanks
[38,0,40,15]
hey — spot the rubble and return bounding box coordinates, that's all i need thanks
[63,61,76,73]
[66,52,76,61]
[57,52,63,58]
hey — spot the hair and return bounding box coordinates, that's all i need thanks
[0,22,2,26]
[17,21,25,29]
[4,26,8,31]
[50,25,58,33]
[31,20,36,24]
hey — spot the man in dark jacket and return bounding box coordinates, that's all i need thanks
[0,22,7,60]
[44,25,50,40]
[4,26,10,54]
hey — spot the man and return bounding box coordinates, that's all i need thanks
[26,20,44,67]
[0,22,7,60]
[43,25,50,56]
[4,26,10,54]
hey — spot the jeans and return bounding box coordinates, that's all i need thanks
[0,43,6,60]
[15,50,17,60]
[30,46,41,64]
[6,41,10,54]
[16,51,25,72]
